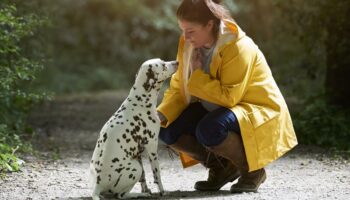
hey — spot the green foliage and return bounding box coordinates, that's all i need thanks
[20,0,180,93]
[0,2,48,173]
[0,125,26,174]
[294,97,350,150]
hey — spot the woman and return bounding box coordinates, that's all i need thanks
[157,0,297,193]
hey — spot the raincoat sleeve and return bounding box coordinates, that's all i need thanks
[157,69,187,128]
[187,43,255,108]
[157,37,188,128]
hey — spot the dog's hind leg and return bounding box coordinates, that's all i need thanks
[138,157,152,194]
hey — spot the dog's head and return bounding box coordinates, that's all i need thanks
[136,58,178,92]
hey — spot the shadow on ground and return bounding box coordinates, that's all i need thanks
[67,190,235,200]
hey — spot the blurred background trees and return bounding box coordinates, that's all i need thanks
[1,0,349,172]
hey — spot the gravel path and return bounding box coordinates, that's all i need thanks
[1,91,349,200]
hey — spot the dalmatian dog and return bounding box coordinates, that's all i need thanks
[89,58,178,200]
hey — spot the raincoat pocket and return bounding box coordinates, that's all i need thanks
[247,107,279,129]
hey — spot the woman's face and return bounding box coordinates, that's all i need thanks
[178,19,215,48]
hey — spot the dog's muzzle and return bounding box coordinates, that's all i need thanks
[171,61,179,66]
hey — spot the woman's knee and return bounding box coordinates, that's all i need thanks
[195,119,227,147]
[159,128,179,145]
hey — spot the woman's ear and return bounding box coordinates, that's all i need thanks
[206,20,215,29]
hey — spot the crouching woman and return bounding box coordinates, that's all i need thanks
[157,0,298,193]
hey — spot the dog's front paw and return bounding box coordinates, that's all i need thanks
[160,191,168,197]
[142,187,152,194]
[141,183,152,194]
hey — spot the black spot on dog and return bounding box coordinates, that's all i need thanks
[97,175,101,184]
[114,174,122,188]
[136,95,142,101]
[122,134,127,139]
[115,167,124,173]
[112,158,119,163]
[116,139,120,143]
[103,133,108,142]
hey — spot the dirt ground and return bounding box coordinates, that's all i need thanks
[1,91,349,200]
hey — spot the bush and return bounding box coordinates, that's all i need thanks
[294,97,350,150]
[0,2,48,173]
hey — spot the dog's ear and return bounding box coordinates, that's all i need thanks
[143,67,157,92]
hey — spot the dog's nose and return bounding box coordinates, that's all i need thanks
[171,61,179,66]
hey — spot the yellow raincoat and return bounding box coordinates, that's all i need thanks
[157,20,298,172]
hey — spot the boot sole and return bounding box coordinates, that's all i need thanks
[194,172,240,191]
[230,171,267,193]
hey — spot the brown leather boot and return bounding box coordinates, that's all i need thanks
[230,168,266,193]
[169,134,240,191]
[207,132,267,193]
[194,155,240,191]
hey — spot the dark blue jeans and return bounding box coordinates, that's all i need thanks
[159,102,241,147]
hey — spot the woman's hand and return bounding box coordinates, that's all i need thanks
[191,48,202,71]
[157,111,167,123]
